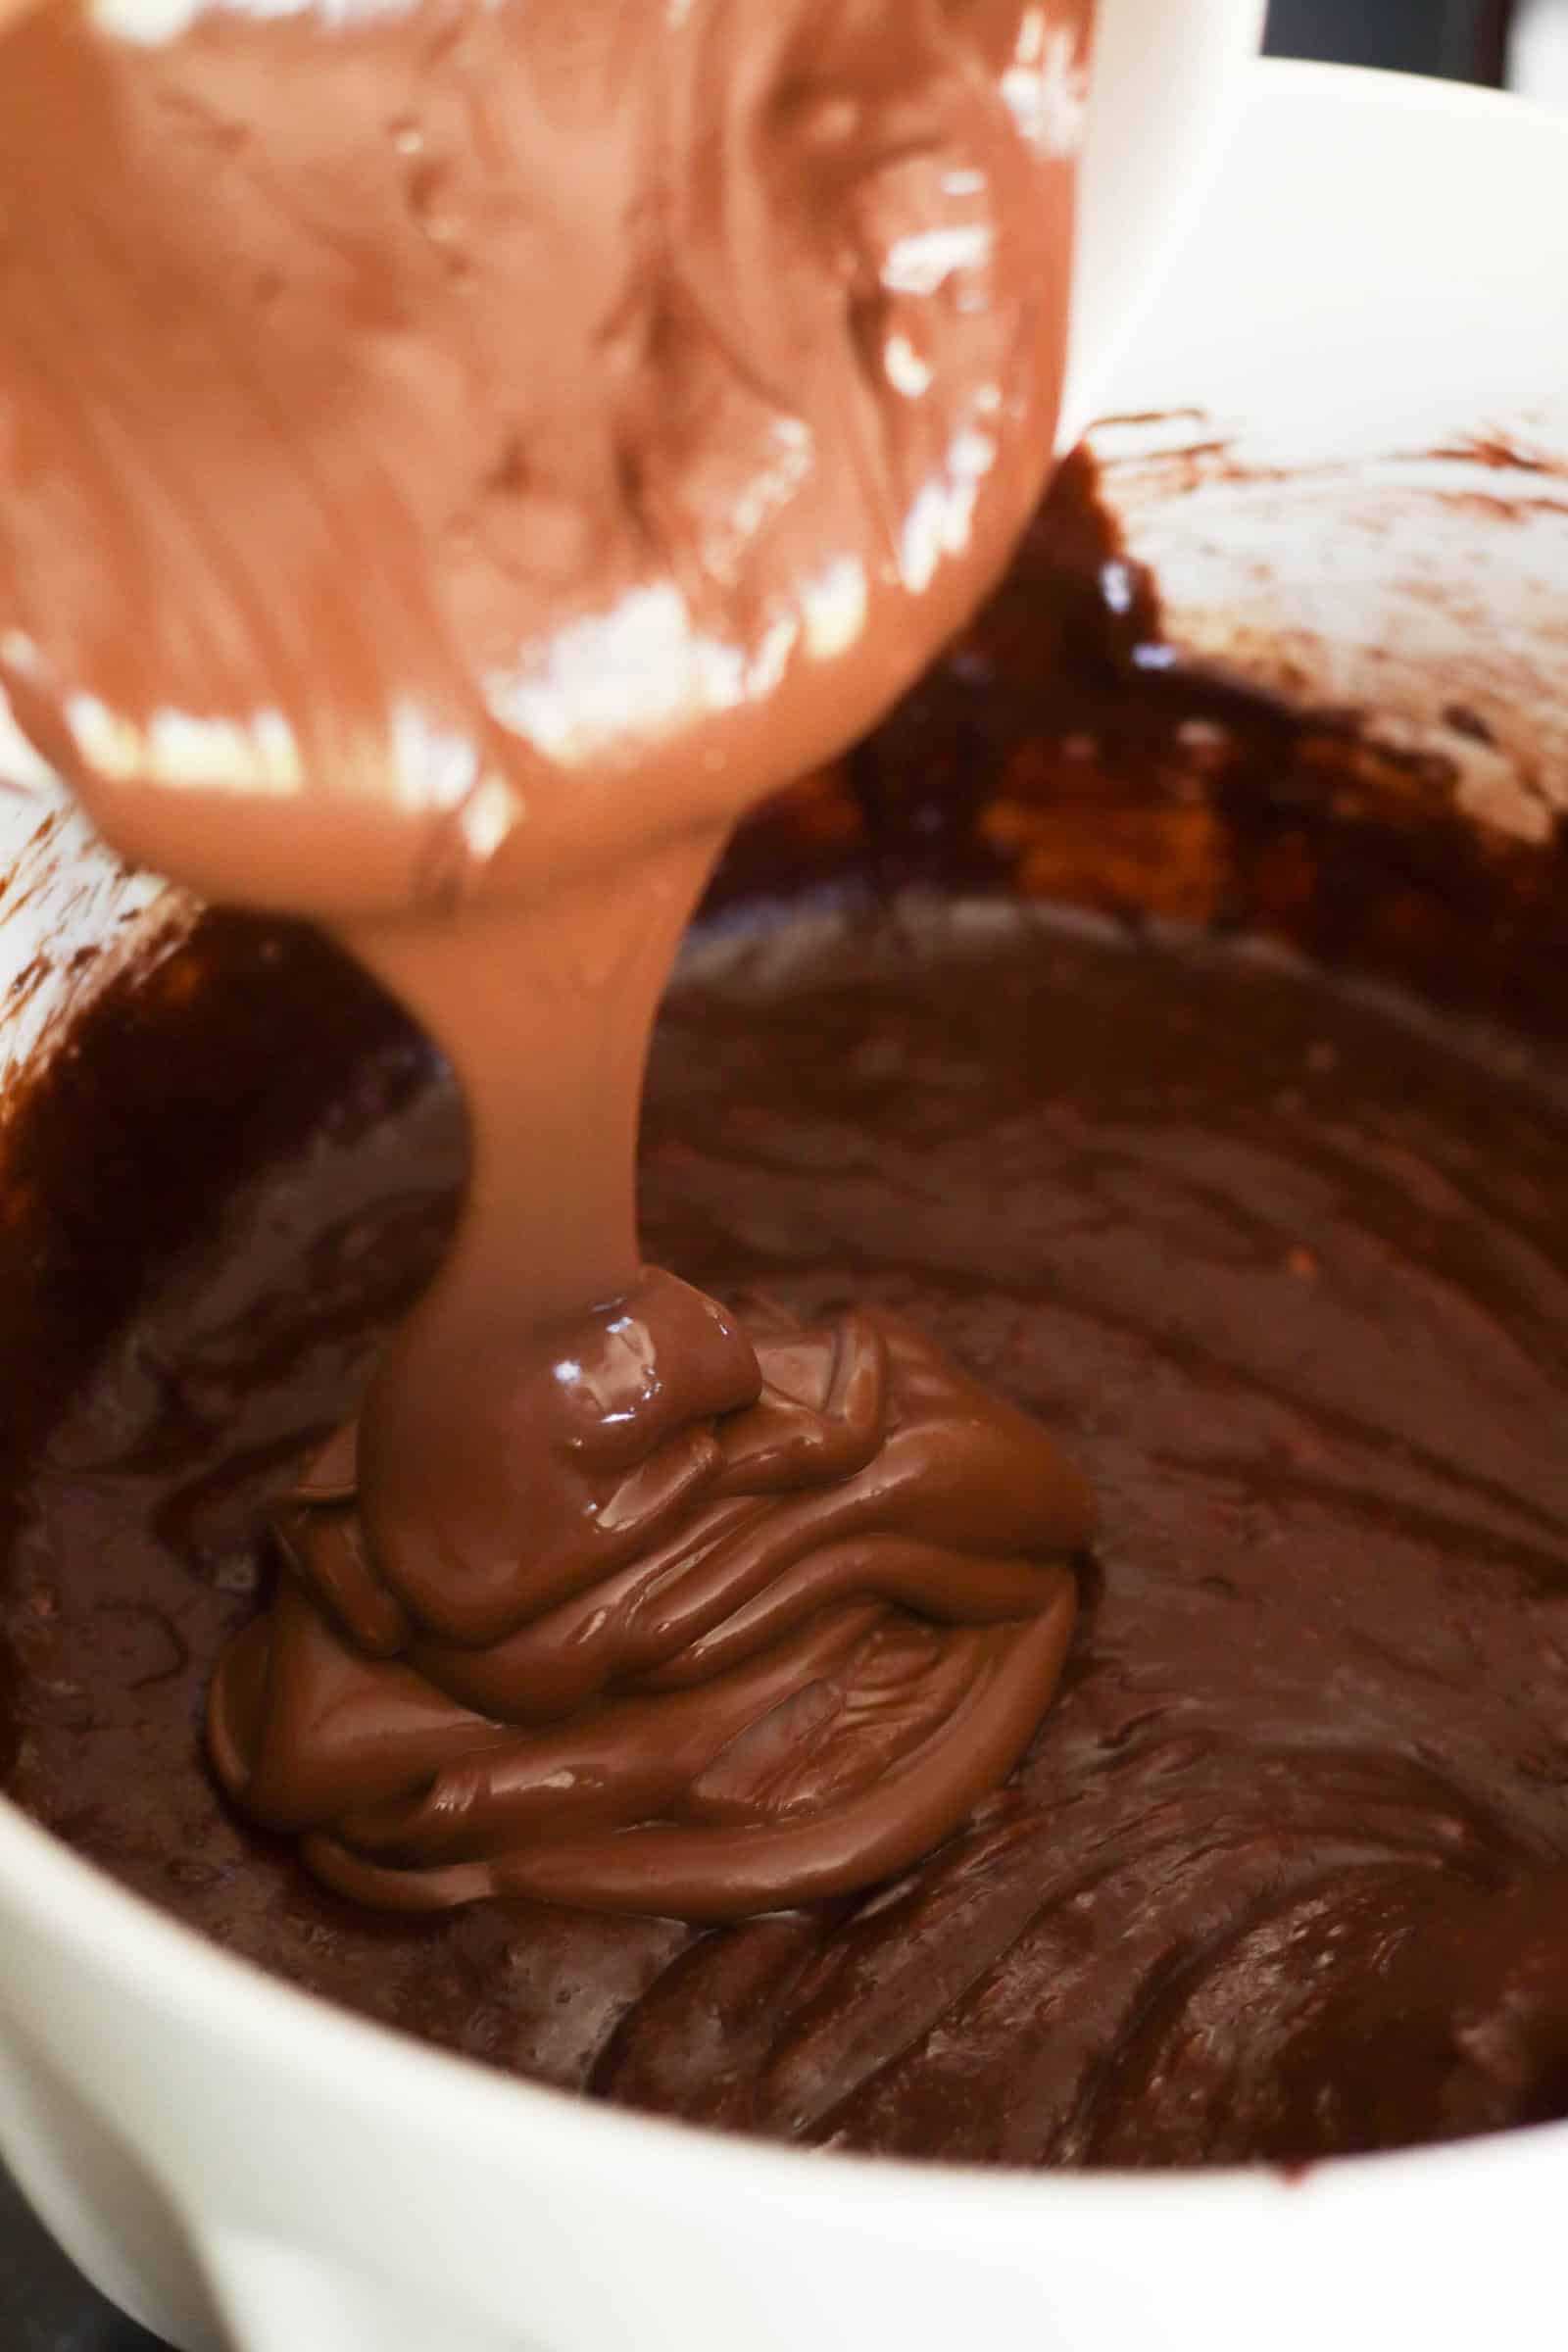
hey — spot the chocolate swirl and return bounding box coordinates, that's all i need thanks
[209,1272,1093,1919]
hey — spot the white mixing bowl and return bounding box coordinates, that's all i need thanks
[5,46,1568,2352]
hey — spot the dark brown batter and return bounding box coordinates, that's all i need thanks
[7,872,1568,2168]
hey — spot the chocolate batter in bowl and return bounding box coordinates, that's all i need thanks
[3,57,1568,2352]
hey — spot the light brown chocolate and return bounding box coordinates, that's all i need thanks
[0,0,1095,1915]
[209,1284,1087,1918]
[0,0,1089,916]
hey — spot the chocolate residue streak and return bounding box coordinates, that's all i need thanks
[0,1,1098,1916]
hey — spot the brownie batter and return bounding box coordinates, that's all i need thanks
[7,883,1568,2167]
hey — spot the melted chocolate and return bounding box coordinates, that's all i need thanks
[209,1285,1087,1919]
[8,894,1568,2166]
[0,0,1088,914]
[0,0,1098,1914]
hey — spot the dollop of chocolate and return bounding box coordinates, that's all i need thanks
[208,1273,1092,1918]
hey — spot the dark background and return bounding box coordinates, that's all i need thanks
[0,1,1524,2346]
[1264,0,1513,80]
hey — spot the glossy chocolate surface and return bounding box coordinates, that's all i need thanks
[0,1,1098,1912]
[7,870,1568,2163]
[8,455,1568,2166]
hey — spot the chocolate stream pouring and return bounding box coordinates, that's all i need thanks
[0,0,1096,1915]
